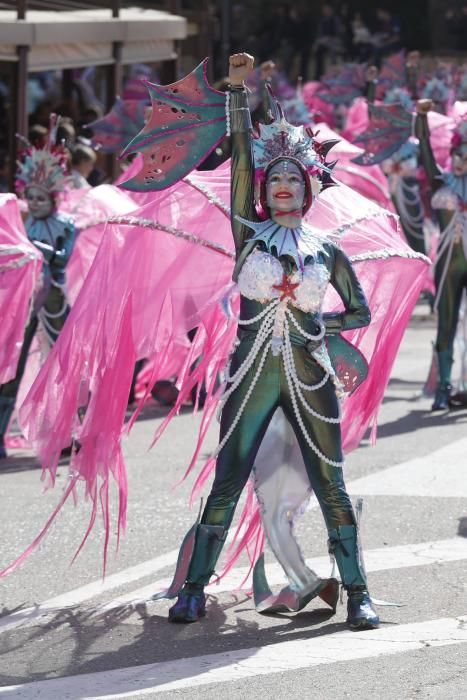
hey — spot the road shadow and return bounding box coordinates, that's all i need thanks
[371,406,467,440]
[0,592,376,692]
[0,456,41,474]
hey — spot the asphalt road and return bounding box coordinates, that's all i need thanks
[0,307,466,700]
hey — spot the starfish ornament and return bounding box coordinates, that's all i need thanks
[273,273,300,301]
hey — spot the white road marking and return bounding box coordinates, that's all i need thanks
[108,536,467,609]
[347,437,467,498]
[1,434,465,635]
[1,614,466,699]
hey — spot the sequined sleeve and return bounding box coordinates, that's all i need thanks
[415,113,443,192]
[322,245,371,334]
[229,87,257,258]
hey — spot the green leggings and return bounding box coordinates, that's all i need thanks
[434,243,467,387]
[200,338,355,533]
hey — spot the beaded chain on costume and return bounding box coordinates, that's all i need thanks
[213,228,344,467]
[0,244,41,271]
[107,216,235,259]
[430,175,467,309]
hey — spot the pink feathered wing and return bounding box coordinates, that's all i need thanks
[3,162,430,579]
[0,194,42,385]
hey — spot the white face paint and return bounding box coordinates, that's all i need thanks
[266,160,305,215]
[25,186,54,219]
[451,151,467,177]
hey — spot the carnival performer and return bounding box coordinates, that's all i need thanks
[167,53,379,630]
[351,76,428,256]
[0,119,76,458]
[1,53,429,623]
[416,100,467,410]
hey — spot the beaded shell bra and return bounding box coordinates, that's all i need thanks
[236,216,330,312]
[238,249,330,312]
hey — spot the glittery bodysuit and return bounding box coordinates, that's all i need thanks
[180,86,372,597]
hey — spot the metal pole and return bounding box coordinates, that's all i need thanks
[17,0,27,21]
[112,0,121,19]
[220,0,231,75]
[11,45,29,193]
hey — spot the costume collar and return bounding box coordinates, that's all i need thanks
[235,215,327,270]
[26,213,72,244]
[439,173,467,203]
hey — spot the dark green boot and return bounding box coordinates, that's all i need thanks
[432,350,453,411]
[0,396,15,460]
[328,524,379,631]
[169,524,227,623]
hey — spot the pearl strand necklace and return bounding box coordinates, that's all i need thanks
[285,308,325,342]
[222,308,275,398]
[281,330,344,467]
[283,321,341,424]
[213,341,271,457]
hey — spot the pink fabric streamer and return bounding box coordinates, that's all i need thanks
[0,194,42,385]
[3,162,430,578]
[61,184,138,302]
[315,122,391,209]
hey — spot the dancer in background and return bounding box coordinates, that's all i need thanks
[0,120,76,458]
[416,101,467,410]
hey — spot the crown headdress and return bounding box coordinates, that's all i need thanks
[253,115,338,194]
[15,114,71,196]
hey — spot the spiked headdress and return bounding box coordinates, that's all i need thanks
[253,87,338,196]
[15,114,71,196]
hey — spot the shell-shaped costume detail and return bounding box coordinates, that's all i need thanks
[238,249,330,312]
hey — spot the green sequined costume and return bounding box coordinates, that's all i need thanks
[181,87,373,596]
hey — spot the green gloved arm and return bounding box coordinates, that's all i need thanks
[229,87,256,259]
[322,245,371,335]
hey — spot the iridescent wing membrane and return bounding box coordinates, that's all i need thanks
[120,59,227,191]
[352,102,413,165]
[88,99,148,154]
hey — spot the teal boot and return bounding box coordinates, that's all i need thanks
[432,350,453,411]
[169,524,227,623]
[0,396,15,460]
[328,524,379,630]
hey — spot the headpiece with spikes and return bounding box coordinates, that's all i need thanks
[254,89,339,193]
[15,114,71,196]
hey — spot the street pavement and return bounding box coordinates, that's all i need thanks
[0,307,466,699]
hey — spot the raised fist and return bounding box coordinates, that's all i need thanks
[260,60,276,81]
[416,99,432,115]
[406,51,421,67]
[229,53,255,86]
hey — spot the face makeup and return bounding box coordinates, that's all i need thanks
[266,160,305,214]
[25,186,54,219]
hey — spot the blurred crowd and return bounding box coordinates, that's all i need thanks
[0,2,466,193]
[0,63,159,194]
